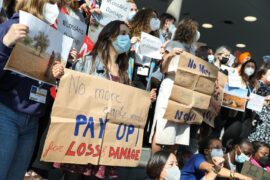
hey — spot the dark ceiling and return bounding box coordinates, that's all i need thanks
[135,0,270,65]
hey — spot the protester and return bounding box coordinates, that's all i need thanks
[195,45,210,61]
[150,18,199,155]
[249,66,270,145]
[223,138,253,172]
[128,8,159,146]
[0,0,65,179]
[159,13,176,43]
[236,52,252,72]
[61,0,84,21]
[250,141,270,172]
[146,150,180,180]
[180,136,252,180]
[126,0,138,23]
[213,46,231,72]
[54,20,132,179]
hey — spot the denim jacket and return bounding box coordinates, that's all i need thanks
[73,55,107,79]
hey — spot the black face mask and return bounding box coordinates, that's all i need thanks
[220,57,229,64]
[258,156,269,167]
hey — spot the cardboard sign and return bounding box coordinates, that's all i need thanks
[41,69,151,167]
[222,83,248,112]
[163,52,219,124]
[99,0,131,25]
[203,72,227,128]
[4,11,73,85]
[247,93,265,112]
[57,12,87,52]
[241,161,270,180]
[139,32,162,60]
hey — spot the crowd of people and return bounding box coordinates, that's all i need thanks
[0,0,270,180]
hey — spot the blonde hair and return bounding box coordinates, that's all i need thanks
[15,0,47,20]
[214,46,231,68]
[61,0,79,12]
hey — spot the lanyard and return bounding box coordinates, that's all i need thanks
[2,8,8,20]
[246,84,254,94]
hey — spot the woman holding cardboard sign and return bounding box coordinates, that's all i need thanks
[0,0,65,179]
[150,18,200,155]
[54,20,131,179]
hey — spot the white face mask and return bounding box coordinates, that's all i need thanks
[266,76,270,83]
[43,3,60,25]
[150,18,160,31]
[162,166,181,180]
[244,67,255,76]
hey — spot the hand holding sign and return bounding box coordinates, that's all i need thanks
[3,24,29,47]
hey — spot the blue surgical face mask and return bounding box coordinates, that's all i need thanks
[128,11,136,21]
[235,146,250,163]
[210,148,224,158]
[112,35,131,54]
[208,55,215,64]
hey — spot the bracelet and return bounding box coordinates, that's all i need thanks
[230,171,236,180]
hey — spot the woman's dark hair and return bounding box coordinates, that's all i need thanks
[146,150,173,179]
[252,141,269,156]
[198,136,220,155]
[160,13,176,29]
[173,18,198,44]
[195,46,210,61]
[129,8,160,38]
[257,67,269,80]
[225,138,252,153]
[89,20,129,83]
[240,59,259,90]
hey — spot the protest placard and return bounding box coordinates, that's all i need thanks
[163,52,219,124]
[222,83,248,112]
[247,93,265,112]
[57,12,87,52]
[203,72,227,128]
[99,0,131,25]
[241,161,270,180]
[138,32,162,60]
[0,0,3,10]
[228,69,242,88]
[41,69,151,167]
[4,11,73,85]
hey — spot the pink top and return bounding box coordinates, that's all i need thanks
[250,157,270,172]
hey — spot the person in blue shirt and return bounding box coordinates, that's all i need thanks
[181,136,252,180]
[0,0,64,179]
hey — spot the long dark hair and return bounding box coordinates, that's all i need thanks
[89,20,129,83]
[146,150,173,179]
[240,59,259,90]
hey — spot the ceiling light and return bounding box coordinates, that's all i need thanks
[202,23,213,29]
[244,16,257,22]
[236,43,246,48]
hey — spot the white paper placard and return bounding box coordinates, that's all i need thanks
[57,12,87,51]
[228,69,242,88]
[139,32,162,60]
[247,93,265,112]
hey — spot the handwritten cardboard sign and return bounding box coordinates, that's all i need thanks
[57,12,87,52]
[41,69,151,167]
[222,83,248,112]
[99,0,131,25]
[241,161,270,180]
[4,11,73,85]
[139,32,162,60]
[247,93,265,112]
[203,72,227,128]
[163,52,218,124]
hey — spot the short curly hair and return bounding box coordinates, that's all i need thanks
[129,8,159,38]
[173,18,198,44]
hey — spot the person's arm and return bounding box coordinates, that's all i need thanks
[161,48,183,74]
[199,162,252,180]
[3,24,29,47]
